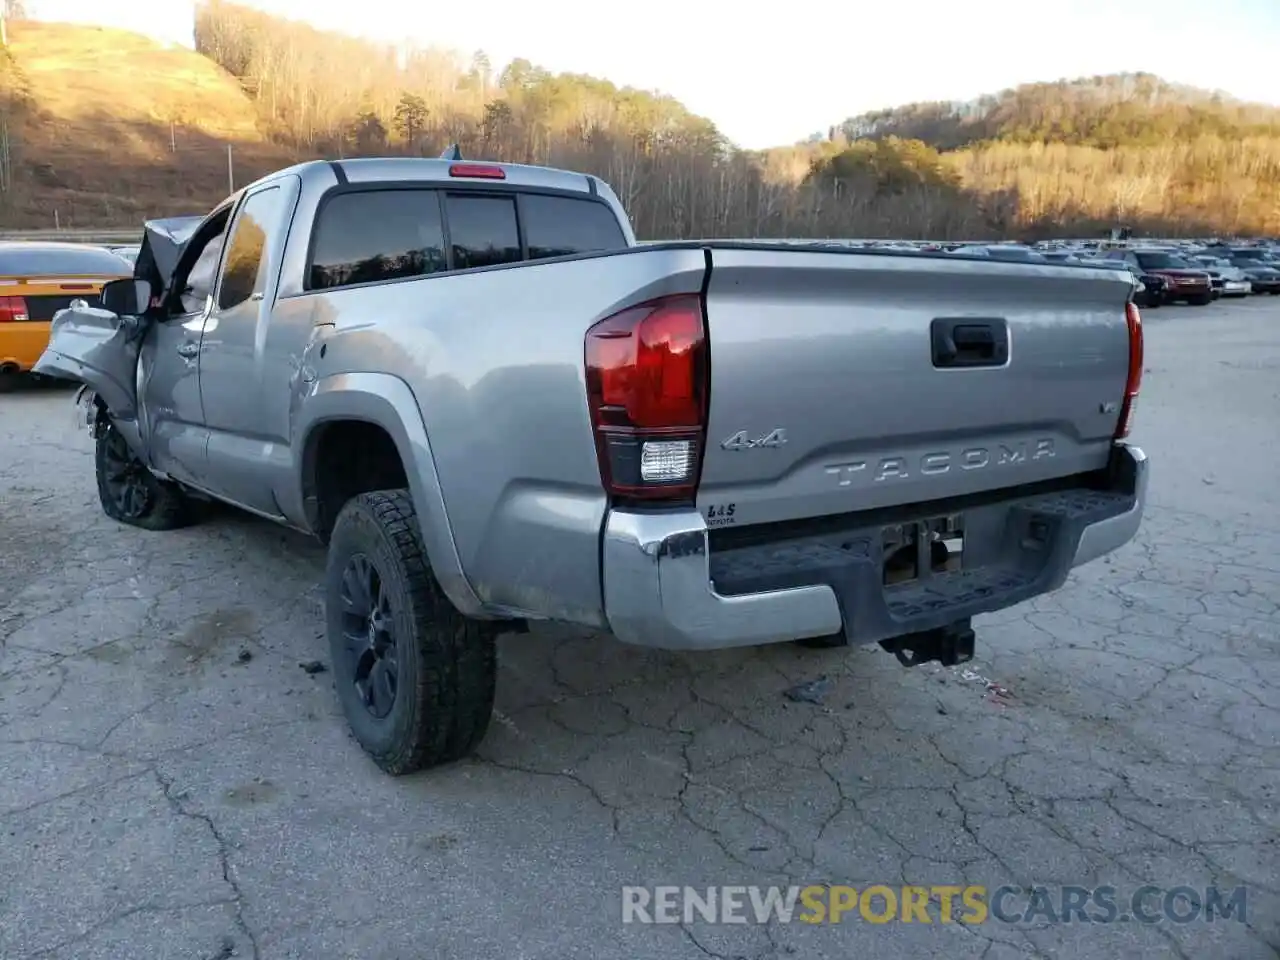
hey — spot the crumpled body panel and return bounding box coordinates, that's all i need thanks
[33,305,143,419]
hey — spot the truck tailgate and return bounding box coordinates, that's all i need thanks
[697,247,1135,527]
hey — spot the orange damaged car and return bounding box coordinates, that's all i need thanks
[0,242,133,376]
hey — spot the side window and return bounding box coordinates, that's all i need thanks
[521,194,626,260]
[218,187,284,310]
[180,232,226,314]
[444,195,521,270]
[309,190,446,290]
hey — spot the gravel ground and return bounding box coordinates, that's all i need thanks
[1,296,1278,960]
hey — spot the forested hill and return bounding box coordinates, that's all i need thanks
[1,3,1277,238]
[836,73,1280,150]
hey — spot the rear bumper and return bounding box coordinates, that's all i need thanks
[0,321,51,372]
[603,444,1148,651]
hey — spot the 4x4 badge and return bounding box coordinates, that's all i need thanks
[721,429,787,451]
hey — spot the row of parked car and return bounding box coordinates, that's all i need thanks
[1042,241,1280,308]
[3,227,1276,379]
[919,239,1280,308]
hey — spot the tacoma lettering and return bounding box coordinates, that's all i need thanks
[826,440,1057,487]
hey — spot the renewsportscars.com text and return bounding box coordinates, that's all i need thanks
[621,884,1248,925]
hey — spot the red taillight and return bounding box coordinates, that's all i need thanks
[0,296,29,322]
[585,294,708,501]
[1115,301,1143,440]
[448,163,506,180]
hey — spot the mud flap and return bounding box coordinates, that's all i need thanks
[33,305,145,419]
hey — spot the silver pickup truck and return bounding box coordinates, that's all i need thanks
[36,154,1149,775]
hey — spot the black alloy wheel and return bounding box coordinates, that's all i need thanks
[338,553,400,720]
[324,489,498,775]
[93,420,193,530]
[99,426,155,521]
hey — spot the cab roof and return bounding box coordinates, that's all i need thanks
[247,156,602,198]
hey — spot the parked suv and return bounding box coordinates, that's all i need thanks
[1105,249,1213,305]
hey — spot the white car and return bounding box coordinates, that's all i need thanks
[1191,256,1252,297]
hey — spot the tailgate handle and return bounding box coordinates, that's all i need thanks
[931,318,1008,368]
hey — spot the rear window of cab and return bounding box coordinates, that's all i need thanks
[0,245,132,277]
[307,188,627,291]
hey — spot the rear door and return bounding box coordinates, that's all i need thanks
[696,247,1134,528]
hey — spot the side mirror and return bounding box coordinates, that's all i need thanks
[100,278,152,316]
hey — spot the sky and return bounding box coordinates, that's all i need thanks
[21,0,1280,149]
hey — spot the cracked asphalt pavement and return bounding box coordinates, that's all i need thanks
[2,297,1278,960]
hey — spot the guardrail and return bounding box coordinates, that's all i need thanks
[0,228,140,244]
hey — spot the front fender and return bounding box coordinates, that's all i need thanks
[292,372,490,620]
[34,306,146,420]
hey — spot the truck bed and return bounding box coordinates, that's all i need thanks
[352,240,1136,625]
[690,243,1133,528]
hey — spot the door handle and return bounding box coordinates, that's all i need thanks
[176,341,200,359]
[931,317,1009,368]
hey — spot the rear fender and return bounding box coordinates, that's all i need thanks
[33,305,146,420]
[292,372,492,620]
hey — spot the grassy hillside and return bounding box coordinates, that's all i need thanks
[1,6,1277,238]
[824,74,1280,236]
[840,74,1280,149]
[0,20,300,227]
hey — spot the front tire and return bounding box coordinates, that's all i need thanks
[94,421,193,530]
[325,490,497,775]
[1188,294,1212,306]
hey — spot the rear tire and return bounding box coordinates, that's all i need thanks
[94,421,194,530]
[325,489,498,775]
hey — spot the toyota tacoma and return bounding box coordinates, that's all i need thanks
[35,154,1150,775]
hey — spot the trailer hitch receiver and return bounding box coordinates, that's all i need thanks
[880,619,975,668]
